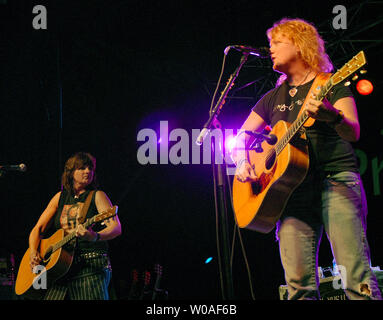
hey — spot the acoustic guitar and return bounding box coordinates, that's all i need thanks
[232,51,367,233]
[15,206,118,298]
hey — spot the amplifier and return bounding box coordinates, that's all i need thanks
[279,268,383,300]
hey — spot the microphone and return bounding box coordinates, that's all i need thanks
[224,45,270,58]
[195,128,209,146]
[244,131,277,145]
[0,163,27,172]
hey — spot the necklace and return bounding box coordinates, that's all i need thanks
[288,71,311,97]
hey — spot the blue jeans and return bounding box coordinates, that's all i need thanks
[276,171,382,300]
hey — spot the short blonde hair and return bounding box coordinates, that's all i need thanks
[267,18,333,85]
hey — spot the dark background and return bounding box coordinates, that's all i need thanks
[1,0,382,300]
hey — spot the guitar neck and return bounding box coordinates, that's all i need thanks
[51,216,95,253]
[275,77,334,155]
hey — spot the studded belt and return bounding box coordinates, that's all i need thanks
[75,252,108,262]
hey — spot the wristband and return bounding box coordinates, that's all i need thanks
[94,232,101,242]
[329,110,344,126]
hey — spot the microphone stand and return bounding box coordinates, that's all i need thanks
[196,53,250,300]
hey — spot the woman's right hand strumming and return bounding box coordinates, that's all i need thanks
[29,249,42,271]
[235,159,257,183]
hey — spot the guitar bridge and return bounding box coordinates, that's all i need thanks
[251,180,262,195]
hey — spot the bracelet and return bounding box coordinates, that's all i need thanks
[236,158,249,168]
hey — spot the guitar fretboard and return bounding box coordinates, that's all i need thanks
[274,77,334,156]
[51,216,95,253]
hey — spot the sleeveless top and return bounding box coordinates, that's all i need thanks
[53,189,108,254]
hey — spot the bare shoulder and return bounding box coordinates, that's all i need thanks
[36,191,62,227]
[95,190,113,211]
[95,190,112,202]
[48,191,62,208]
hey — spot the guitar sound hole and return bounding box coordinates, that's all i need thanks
[43,246,53,263]
[265,149,276,170]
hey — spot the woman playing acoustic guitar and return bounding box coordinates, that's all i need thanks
[233,18,381,300]
[27,152,121,300]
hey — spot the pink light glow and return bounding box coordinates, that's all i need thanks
[225,135,237,155]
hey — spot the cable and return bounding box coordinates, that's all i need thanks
[209,53,230,299]
[212,161,226,299]
[209,53,228,115]
[209,54,234,300]
[226,166,256,300]
[209,53,256,299]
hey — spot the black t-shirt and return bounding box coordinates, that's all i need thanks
[252,77,358,173]
[53,189,108,253]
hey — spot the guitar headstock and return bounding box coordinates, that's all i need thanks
[331,51,367,86]
[143,271,151,286]
[93,205,118,223]
[154,263,163,277]
[132,269,139,283]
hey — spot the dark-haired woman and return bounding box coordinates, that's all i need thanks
[28,152,121,300]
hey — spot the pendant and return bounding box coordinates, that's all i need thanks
[289,87,297,97]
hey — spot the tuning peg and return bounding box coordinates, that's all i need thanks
[344,81,351,86]
[360,69,367,74]
[352,74,359,81]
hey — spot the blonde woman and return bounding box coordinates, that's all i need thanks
[234,18,381,300]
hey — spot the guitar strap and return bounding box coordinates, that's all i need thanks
[297,72,332,128]
[77,190,95,224]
